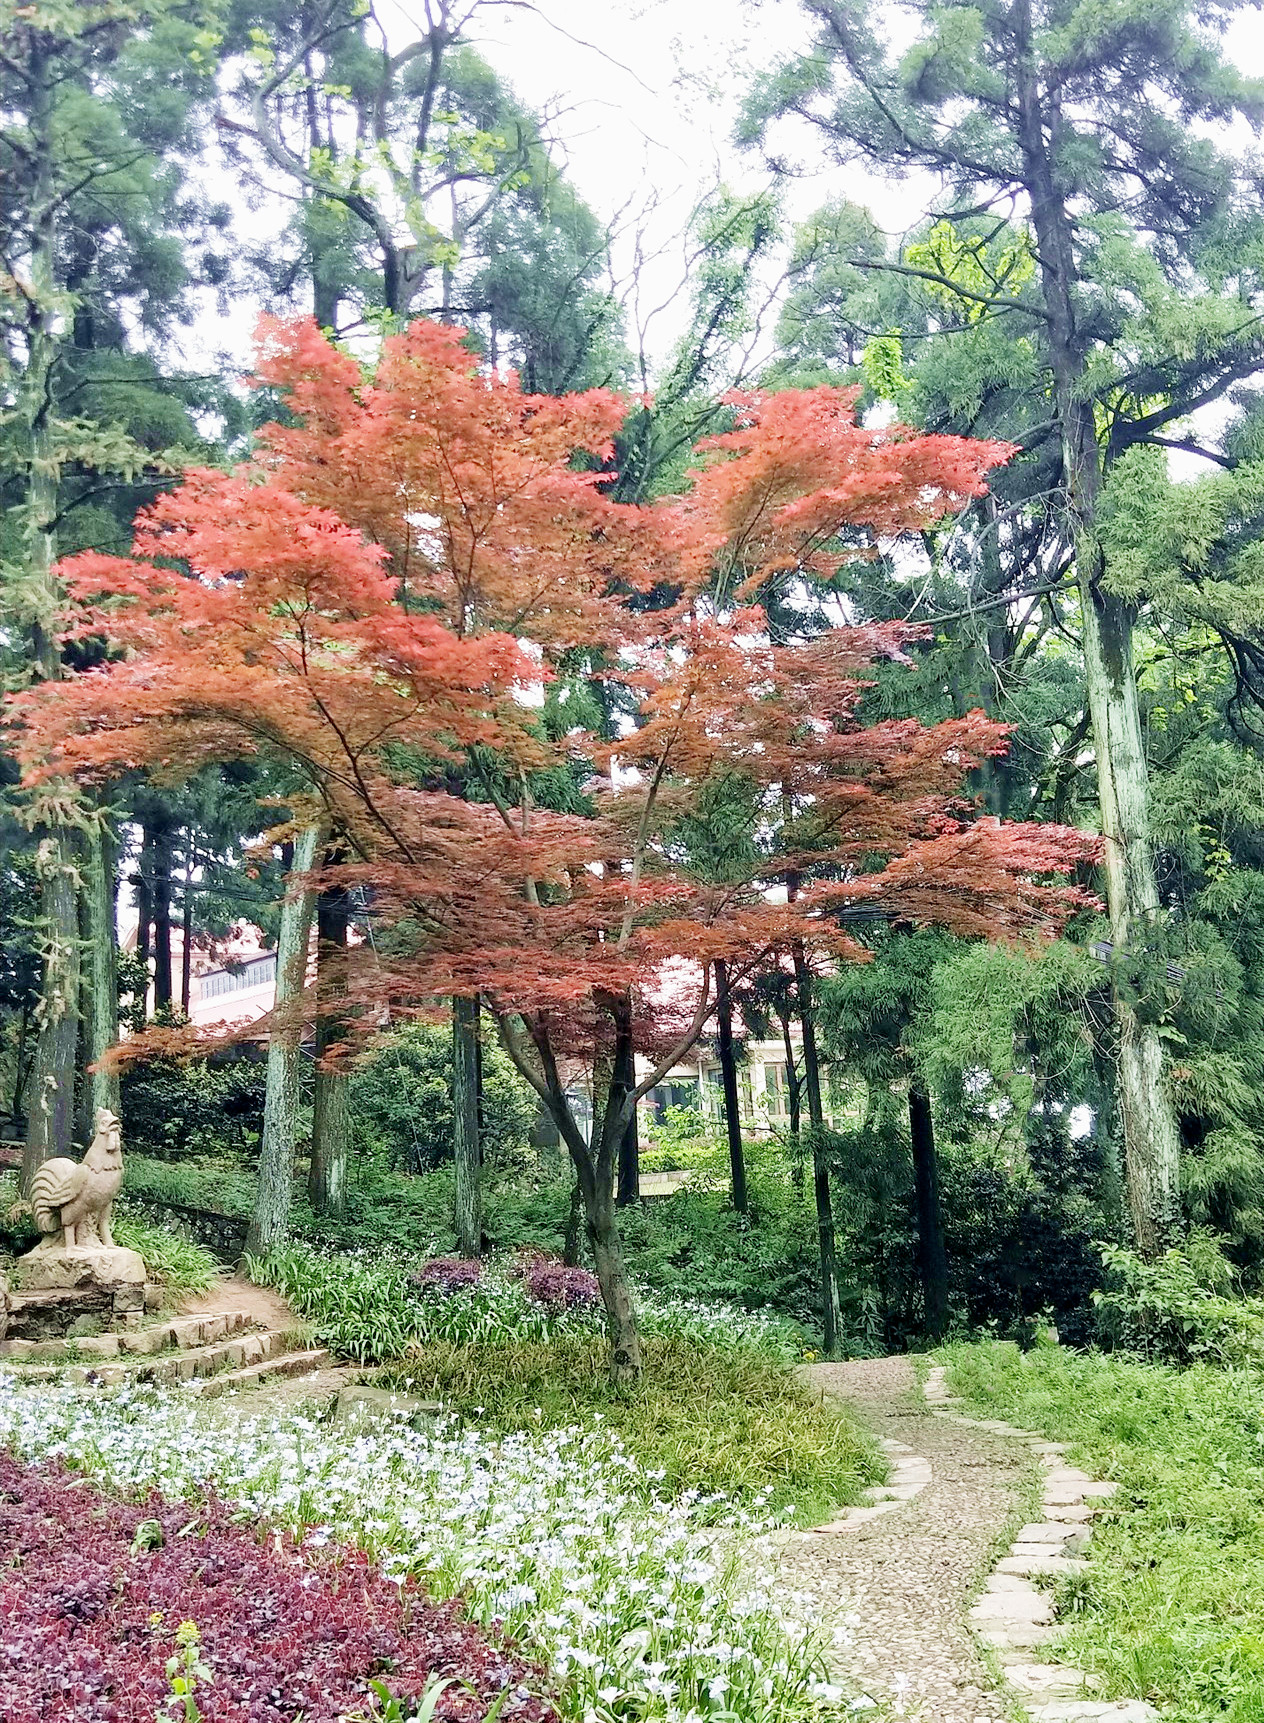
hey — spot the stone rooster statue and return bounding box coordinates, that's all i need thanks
[29,1107,124,1249]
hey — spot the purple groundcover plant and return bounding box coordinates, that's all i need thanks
[410,1257,484,1295]
[511,1253,601,1313]
[0,1452,552,1723]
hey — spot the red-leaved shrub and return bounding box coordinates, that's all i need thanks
[411,1257,484,1296]
[0,1453,552,1723]
[510,1253,601,1314]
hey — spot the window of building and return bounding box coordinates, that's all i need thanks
[197,953,277,1000]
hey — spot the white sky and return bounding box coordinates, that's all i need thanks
[194,0,1260,464]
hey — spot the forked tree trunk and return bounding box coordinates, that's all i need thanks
[309,878,352,1219]
[714,958,749,1214]
[244,826,320,1258]
[1081,582,1182,1251]
[779,1007,802,1141]
[908,1081,949,1341]
[452,992,482,1255]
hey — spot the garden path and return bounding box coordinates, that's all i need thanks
[771,1356,1033,1722]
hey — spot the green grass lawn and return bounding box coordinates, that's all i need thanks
[944,1338,1264,1722]
[377,1331,884,1525]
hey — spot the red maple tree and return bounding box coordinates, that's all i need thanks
[10,318,1097,1375]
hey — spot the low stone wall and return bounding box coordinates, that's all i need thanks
[130,1198,248,1262]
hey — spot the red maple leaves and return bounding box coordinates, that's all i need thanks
[8,316,1095,1085]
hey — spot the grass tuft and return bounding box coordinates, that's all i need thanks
[377,1331,883,1524]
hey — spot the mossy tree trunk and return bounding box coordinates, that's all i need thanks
[244,825,320,1258]
[309,876,351,1219]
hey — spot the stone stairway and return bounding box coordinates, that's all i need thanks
[0,1308,331,1390]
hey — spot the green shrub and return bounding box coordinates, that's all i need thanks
[245,1241,577,1362]
[348,1022,537,1172]
[1093,1243,1264,1366]
[377,1331,882,1523]
[120,1055,266,1162]
[639,1105,726,1174]
[944,1339,1264,1720]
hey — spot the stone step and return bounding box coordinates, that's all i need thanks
[45,1328,306,1387]
[0,1308,257,1366]
[189,1347,333,1397]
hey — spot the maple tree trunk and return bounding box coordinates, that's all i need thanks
[452,992,482,1255]
[245,826,319,1259]
[909,1081,948,1342]
[589,1114,643,1383]
[1015,42,1181,1255]
[615,1033,640,1206]
[521,1004,643,1381]
[793,939,842,1358]
[714,958,749,1215]
[310,880,351,1220]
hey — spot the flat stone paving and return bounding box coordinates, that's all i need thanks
[770,1355,1034,1722]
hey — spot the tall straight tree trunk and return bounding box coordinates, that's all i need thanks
[615,1034,640,1206]
[23,841,80,1191]
[134,831,152,989]
[21,36,80,1193]
[309,878,352,1219]
[150,822,174,1014]
[452,992,482,1255]
[714,958,749,1214]
[908,1080,948,1341]
[180,835,194,1018]
[75,870,94,1148]
[1015,42,1181,1256]
[85,817,121,1122]
[792,938,842,1357]
[244,825,320,1259]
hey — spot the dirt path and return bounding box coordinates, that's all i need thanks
[771,1356,1035,1722]
[177,1275,299,1331]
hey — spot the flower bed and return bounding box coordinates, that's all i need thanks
[0,1451,549,1723]
[249,1240,806,1364]
[0,1375,835,1723]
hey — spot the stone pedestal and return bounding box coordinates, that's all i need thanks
[11,1245,145,1294]
[6,1246,148,1343]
